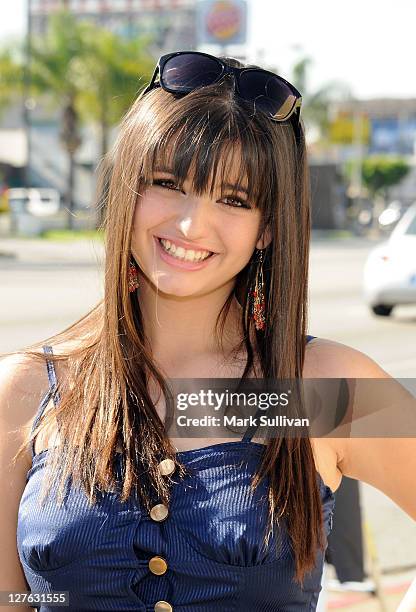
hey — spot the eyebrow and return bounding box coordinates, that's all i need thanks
[222,183,249,196]
[153,166,249,197]
[153,165,174,173]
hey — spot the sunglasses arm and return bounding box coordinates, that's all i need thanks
[142,65,161,96]
[290,108,303,145]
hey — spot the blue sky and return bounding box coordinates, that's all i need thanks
[1,0,415,100]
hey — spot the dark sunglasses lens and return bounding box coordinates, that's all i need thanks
[161,54,223,92]
[239,71,297,120]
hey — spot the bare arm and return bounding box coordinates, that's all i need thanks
[339,422,416,521]
[310,339,416,521]
[0,355,46,611]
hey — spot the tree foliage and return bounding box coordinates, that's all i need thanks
[290,55,352,141]
[30,12,87,101]
[0,47,24,116]
[360,156,410,197]
[71,23,154,157]
[2,10,155,156]
[0,9,155,227]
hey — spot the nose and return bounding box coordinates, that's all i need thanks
[175,195,211,239]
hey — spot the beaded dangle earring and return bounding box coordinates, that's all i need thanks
[250,249,266,331]
[128,257,140,293]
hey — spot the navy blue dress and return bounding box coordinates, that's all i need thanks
[17,336,335,611]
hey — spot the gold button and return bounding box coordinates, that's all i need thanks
[158,458,176,476]
[149,555,168,575]
[149,503,169,522]
[154,602,172,612]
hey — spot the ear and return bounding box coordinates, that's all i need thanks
[256,225,272,250]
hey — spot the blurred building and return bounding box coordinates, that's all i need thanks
[331,98,416,157]
[309,162,348,230]
[29,0,196,52]
[329,99,416,211]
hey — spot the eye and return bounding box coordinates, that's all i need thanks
[221,196,252,210]
[152,178,182,192]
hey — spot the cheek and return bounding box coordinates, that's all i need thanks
[224,220,260,258]
[131,197,153,261]
[132,194,158,230]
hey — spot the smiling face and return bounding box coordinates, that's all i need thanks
[131,145,271,299]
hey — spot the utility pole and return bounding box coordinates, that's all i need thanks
[60,98,82,230]
[351,108,364,203]
[23,0,33,188]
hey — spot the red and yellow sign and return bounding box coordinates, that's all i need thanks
[205,1,243,41]
[329,112,370,145]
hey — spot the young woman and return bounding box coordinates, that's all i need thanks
[1,51,415,612]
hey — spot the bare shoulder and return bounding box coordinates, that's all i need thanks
[1,340,78,459]
[0,352,50,413]
[0,352,52,469]
[304,336,390,378]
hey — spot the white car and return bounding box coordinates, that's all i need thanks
[363,202,416,316]
[8,188,60,216]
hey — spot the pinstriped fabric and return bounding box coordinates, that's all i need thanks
[17,335,335,611]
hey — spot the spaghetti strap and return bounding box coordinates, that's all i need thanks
[43,345,61,406]
[29,345,61,459]
[242,334,317,442]
[242,406,264,442]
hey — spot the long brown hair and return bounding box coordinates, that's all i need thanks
[8,58,325,585]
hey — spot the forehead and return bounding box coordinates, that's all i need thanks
[152,138,249,193]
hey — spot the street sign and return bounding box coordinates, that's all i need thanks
[196,0,247,46]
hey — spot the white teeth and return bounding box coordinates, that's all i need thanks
[159,238,212,262]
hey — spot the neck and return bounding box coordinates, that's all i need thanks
[135,277,245,364]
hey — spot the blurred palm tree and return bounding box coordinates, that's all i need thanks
[72,26,154,227]
[74,26,154,161]
[29,10,154,228]
[290,55,352,142]
[29,11,88,229]
[0,47,23,116]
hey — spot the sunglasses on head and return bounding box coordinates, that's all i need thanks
[142,51,303,139]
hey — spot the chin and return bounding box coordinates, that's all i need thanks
[151,279,202,298]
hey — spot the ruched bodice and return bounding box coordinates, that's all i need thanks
[17,336,335,611]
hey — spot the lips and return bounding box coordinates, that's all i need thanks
[155,235,216,254]
[158,237,214,261]
[154,235,217,270]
